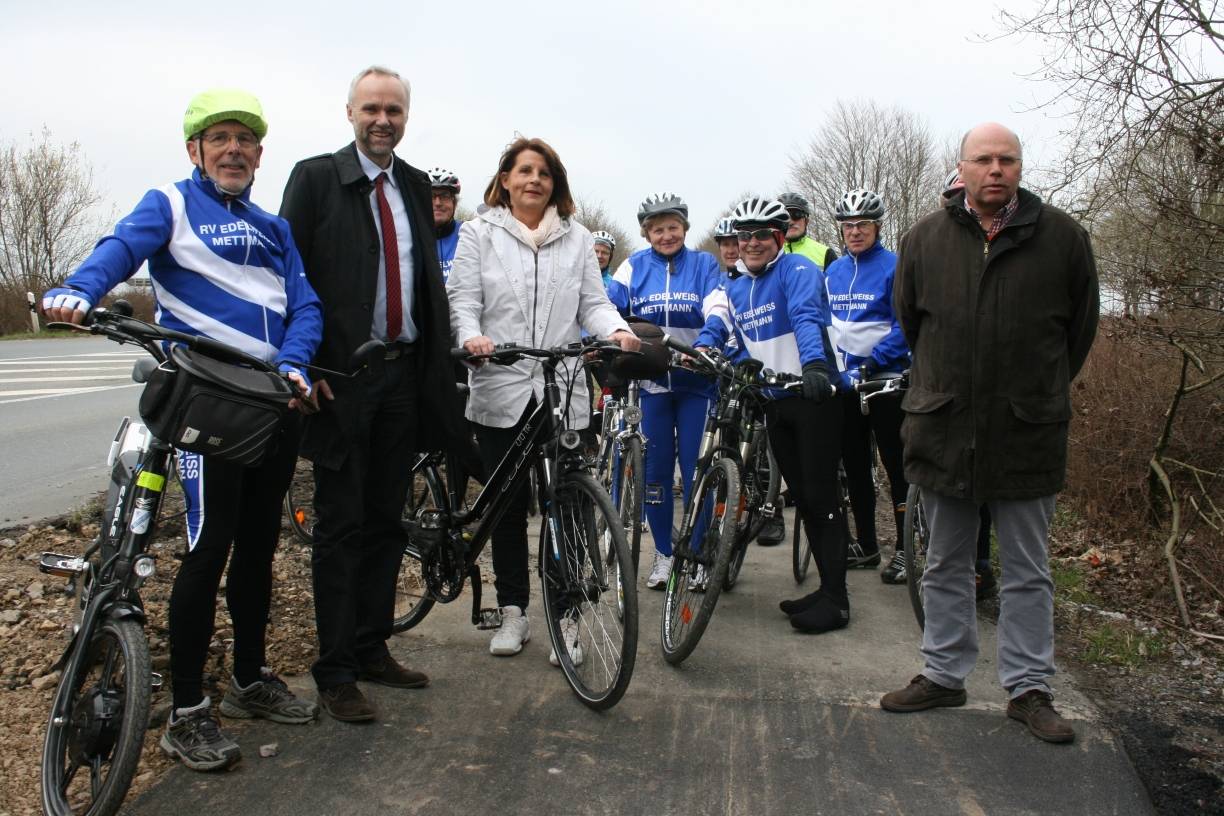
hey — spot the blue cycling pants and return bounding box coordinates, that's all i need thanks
[641,390,710,557]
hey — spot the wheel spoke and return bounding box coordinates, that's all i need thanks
[90,755,103,800]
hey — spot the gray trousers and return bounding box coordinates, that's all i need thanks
[919,490,1057,698]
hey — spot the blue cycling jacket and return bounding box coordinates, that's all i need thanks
[824,240,910,389]
[607,245,731,396]
[436,219,462,284]
[697,251,835,397]
[60,169,321,373]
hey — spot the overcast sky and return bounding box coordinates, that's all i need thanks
[1,0,1066,252]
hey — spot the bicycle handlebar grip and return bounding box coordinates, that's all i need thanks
[660,333,699,358]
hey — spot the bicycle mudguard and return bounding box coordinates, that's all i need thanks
[105,601,147,625]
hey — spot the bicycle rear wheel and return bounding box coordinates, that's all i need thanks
[540,471,638,710]
[661,457,739,665]
[791,512,812,583]
[903,484,929,630]
[392,465,444,633]
[42,617,150,816]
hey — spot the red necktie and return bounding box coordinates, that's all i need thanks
[375,173,402,340]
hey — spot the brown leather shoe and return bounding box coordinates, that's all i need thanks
[1007,690,1076,744]
[880,675,967,712]
[318,682,376,723]
[358,656,430,689]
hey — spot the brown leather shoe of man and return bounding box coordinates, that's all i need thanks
[1007,690,1076,744]
[880,675,968,712]
[318,682,376,723]
[358,656,430,689]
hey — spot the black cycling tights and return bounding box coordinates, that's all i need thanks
[766,396,846,601]
[840,390,908,552]
[168,422,298,709]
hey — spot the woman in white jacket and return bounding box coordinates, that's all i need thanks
[447,136,638,660]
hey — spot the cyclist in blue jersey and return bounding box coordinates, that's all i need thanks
[429,167,463,283]
[696,197,848,633]
[592,230,616,288]
[825,188,912,581]
[42,89,322,771]
[713,217,740,277]
[607,192,731,589]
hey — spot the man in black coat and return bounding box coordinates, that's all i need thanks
[280,65,468,722]
[880,123,1099,745]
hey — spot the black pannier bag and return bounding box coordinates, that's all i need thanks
[593,317,672,388]
[138,345,293,466]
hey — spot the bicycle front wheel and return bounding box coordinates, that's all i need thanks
[42,617,151,816]
[540,471,638,710]
[661,457,739,665]
[283,458,315,545]
[617,436,645,577]
[903,484,929,630]
[791,511,812,583]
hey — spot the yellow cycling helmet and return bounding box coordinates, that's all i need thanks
[182,88,268,141]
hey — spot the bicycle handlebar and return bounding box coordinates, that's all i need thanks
[451,339,635,365]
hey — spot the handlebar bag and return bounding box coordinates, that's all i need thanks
[138,345,293,466]
[598,319,671,387]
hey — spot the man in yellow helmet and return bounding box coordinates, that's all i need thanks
[42,88,323,771]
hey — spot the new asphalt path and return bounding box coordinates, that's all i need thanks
[127,509,1153,816]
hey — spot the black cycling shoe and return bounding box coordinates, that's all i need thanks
[847,548,881,569]
[790,594,850,633]
[779,590,825,617]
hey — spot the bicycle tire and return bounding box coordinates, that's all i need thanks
[42,617,151,816]
[791,512,812,583]
[540,471,638,710]
[903,484,928,630]
[617,436,645,578]
[392,465,444,633]
[284,459,315,545]
[660,457,739,665]
[725,442,779,590]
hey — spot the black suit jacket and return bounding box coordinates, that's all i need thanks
[281,142,469,469]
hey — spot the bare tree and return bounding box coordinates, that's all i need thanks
[0,129,111,295]
[1000,0,1224,630]
[573,198,636,270]
[787,101,947,248]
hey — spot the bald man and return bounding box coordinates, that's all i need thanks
[881,123,1099,744]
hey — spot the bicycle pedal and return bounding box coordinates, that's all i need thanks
[39,552,86,578]
[150,672,164,691]
[474,608,503,630]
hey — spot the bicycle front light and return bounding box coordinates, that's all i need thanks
[559,430,582,450]
[622,405,642,424]
[133,556,156,582]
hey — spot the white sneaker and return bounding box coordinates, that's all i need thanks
[489,606,530,656]
[691,565,708,593]
[645,553,673,590]
[548,616,584,667]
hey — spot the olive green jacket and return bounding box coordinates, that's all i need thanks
[893,188,1099,501]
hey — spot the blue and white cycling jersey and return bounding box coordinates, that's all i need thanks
[607,245,731,396]
[824,240,910,389]
[59,169,321,372]
[697,251,834,396]
[436,219,463,284]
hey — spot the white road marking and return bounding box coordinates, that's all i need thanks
[0,383,140,405]
[0,375,134,384]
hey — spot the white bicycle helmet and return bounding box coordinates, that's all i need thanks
[941,169,964,198]
[731,197,790,231]
[834,188,885,221]
[637,192,689,226]
[592,230,616,249]
[714,217,736,239]
[427,167,461,193]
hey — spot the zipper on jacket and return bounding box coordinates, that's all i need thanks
[665,259,673,391]
[531,250,540,349]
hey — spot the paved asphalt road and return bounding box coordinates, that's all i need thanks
[128,510,1153,816]
[0,335,144,526]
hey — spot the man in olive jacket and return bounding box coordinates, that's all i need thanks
[880,123,1099,745]
[281,66,470,722]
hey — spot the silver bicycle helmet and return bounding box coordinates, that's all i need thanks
[427,167,461,193]
[941,169,964,198]
[637,192,689,226]
[834,188,885,221]
[714,217,737,239]
[777,192,812,217]
[592,230,616,249]
[731,197,790,231]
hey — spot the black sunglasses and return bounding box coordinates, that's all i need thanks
[736,228,777,242]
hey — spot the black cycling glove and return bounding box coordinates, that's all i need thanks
[801,361,833,403]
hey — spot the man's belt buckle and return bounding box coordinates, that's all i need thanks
[384,342,415,360]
